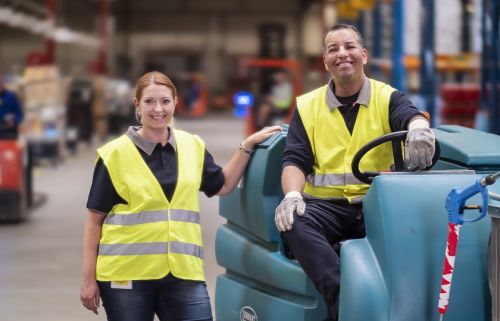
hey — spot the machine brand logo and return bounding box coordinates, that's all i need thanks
[240,306,258,321]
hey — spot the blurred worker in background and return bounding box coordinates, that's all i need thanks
[80,71,280,320]
[0,75,24,139]
[253,70,293,131]
[183,76,202,112]
[269,69,293,121]
[252,97,273,131]
[275,24,435,321]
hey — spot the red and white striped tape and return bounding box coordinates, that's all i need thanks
[438,222,461,314]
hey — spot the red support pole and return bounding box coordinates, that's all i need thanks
[98,0,109,74]
[45,0,56,64]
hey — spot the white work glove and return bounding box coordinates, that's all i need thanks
[275,191,306,232]
[404,118,436,170]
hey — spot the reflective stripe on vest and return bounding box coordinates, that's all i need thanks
[302,192,364,204]
[99,241,204,259]
[297,79,395,202]
[95,129,206,282]
[306,173,365,186]
[103,209,200,225]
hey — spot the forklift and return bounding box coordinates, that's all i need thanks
[0,122,41,222]
[0,139,29,222]
[234,58,302,136]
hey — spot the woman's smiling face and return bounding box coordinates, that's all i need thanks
[134,83,176,130]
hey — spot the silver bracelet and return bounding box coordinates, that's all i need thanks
[239,142,254,154]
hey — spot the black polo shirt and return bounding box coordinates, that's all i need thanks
[87,126,225,214]
[283,77,423,176]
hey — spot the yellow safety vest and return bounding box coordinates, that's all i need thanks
[298,78,395,203]
[95,129,206,281]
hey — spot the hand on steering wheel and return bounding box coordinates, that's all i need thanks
[351,131,440,184]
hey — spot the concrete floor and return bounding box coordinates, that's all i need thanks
[0,113,245,320]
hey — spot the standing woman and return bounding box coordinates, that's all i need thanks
[80,71,281,321]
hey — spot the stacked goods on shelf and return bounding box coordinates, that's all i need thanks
[22,65,65,163]
[440,83,480,128]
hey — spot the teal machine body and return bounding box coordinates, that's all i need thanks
[215,125,500,321]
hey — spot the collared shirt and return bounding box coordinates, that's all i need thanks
[87,126,225,214]
[283,78,423,176]
[325,77,371,111]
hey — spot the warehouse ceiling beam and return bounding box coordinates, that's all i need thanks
[0,2,100,48]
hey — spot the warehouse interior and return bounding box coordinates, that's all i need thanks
[0,0,499,320]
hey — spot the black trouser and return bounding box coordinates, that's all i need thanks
[282,199,365,321]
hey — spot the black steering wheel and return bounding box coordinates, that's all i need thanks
[351,131,441,184]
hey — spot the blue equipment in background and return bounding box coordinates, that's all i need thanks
[233,91,254,119]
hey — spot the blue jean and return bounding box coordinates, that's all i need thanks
[97,274,213,321]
